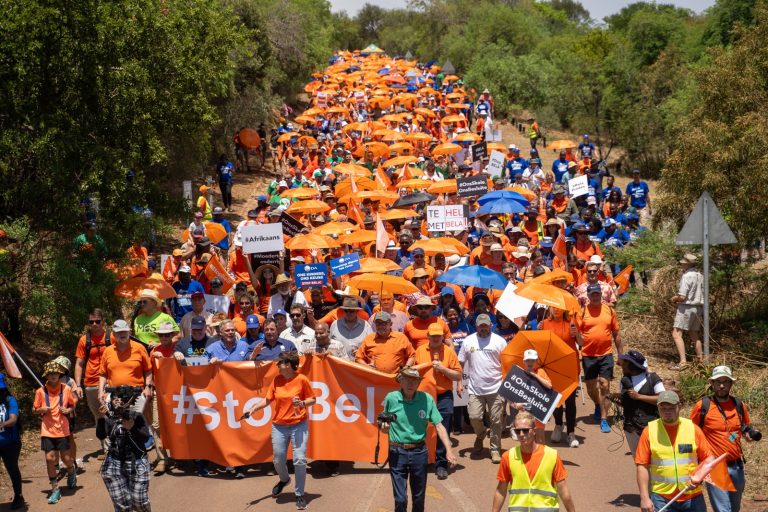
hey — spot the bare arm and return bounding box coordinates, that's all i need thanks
[73,358,85,398]
[491,481,507,512]
[613,332,623,356]
[556,479,576,512]
[434,423,456,465]
[636,465,654,512]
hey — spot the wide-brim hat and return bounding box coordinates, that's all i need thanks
[274,274,291,286]
[138,289,162,305]
[42,361,63,378]
[396,366,423,382]
[709,365,736,382]
[253,264,280,283]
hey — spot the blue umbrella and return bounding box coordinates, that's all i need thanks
[437,265,508,291]
[477,190,530,206]
[476,198,528,215]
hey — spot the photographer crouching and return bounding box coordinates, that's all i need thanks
[97,385,152,512]
[379,367,456,512]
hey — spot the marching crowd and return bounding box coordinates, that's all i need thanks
[0,48,758,512]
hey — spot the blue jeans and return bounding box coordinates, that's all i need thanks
[706,461,745,512]
[435,391,453,470]
[389,445,428,512]
[272,421,308,496]
[651,493,707,512]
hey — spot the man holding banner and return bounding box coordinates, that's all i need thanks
[492,411,576,512]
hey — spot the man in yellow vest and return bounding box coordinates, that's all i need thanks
[635,390,713,512]
[491,411,576,512]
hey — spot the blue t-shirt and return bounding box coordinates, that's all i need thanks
[217,162,234,183]
[171,279,206,321]
[504,157,528,178]
[578,142,595,157]
[626,181,650,208]
[0,396,20,446]
[251,338,297,361]
[205,339,251,362]
[551,159,569,182]
[601,185,622,201]
[213,218,232,251]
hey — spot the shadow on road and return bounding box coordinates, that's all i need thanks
[609,493,641,507]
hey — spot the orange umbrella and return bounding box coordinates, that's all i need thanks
[348,273,418,294]
[334,163,370,177]
[286,200,331,214]
[297,135,318,147]
[446,102,469,110]
[380,114,404,123]
[383,155,418,168]
[334,177,377,198]
[238,128,261,149]
[388,142,415,153]
[406,132,434,144]
[547,140,577,151]
[303,107,325,116]
[427,179,458,194]
[445,92,463,100]
[453,132,480,143]
[368,97,392,109]
[355,141,390,158]
[506,186,538,201]
[526,269,574,286]
[500,330,579,402]
[409,239,461,256]
[440,115,465,124]
[434,237,470,255]
[293,115,317,125]
[343,122,371,133]
[381,132,406,143]
[280,187,319,199]
[413,108,436,119]
[327,106,349,115]
[106,260,147,280]
[115,277,177,300]
[181,222,228,245]
[312,222,358,236]
[444,75,459,82]
[378,208,419,220]
[277,132,299,142]
[513,282,580,313]
[351,190,399,203]
[431,143,462,156]
[339,230,376,245]
[396,178,429,190]
[359,257,402,272]
[286,234,338,250]
[487,142,507,152]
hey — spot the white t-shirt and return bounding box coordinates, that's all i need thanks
[457,332,507,396]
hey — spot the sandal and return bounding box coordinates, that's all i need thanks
[668,362,687,371]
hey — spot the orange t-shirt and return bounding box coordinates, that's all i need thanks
[318,307,369,326]
[34,383,74,439]
[402,264,436,281]
[99,341,152,387]
[576,303,618,357]
[227,249,251,284]
[573,239,603,261]
[266,373,316,426]
[414,344,462,394]
[634,422,711,500]
[75,330,117,387]
[372,300,407,314]
[403,317,452,349]
[469,246,493,267]
[496,445,568,485]
[355,332,415,374]
[690,399,751,462]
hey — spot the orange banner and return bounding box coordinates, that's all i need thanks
[155,356,422,466]
[203,254,235,294]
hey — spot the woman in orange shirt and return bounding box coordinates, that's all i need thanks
[246,351,316,510]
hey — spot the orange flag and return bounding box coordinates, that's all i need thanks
[612,265,633,296]
[376,167,392,190]
[375,213,389,257]
[0,332,22,379]
[401,163,413,180]
[160,254,176,284]
[552,231,567,260]
[204,254,236,294]
[350,173,358,193]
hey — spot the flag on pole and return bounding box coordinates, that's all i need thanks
[376,167,392,190]
[401,163,413,181]
[0,332,22,379]
[552,231,567,260]
[204,254,236,294]
[612,265,633,296]
[375,214,389,257]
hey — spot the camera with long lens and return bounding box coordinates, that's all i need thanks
[377,412,397,426]
[105,385,143,420]
[742,424,762,442]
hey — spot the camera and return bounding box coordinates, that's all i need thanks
[105,385,143,420]
[742,424,762,442]
[377,412,397,426]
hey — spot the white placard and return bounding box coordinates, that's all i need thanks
[204,294,229,316]
[487,150,505,178]
[184,356,209,367]
[568,174,589,198]
[241,223,284,254]
[426,205,468,232]
[495,282,536,320]
[492,129,502,142]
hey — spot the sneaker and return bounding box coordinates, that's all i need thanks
[472,436,484,455]
[436,467,448,480]
[551,425,563,443]
[10,494,24,510]
[145,435,155,451]
[296,494,307,510]
[48,488,61,505]
[272,478,291,497]
[491,451,501,464]
[67,471,77,489]
[567,433,580,448]
[600,419,611,433]
[235,469,246,479]
[593,405,601,421]
[197,467,210,477]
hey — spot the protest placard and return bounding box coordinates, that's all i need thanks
[470,141,487,162]
[203,255,235,294]
[568,174,589,198]
[241,223,284,254]
[426,205,468,232]
[294,263,328,288]
[203,294,229,316]
[329,253,361,277]
[499,365,561,424]
[280,212,308,237]
[487,150,505,178]
[495,282,536,320]
[457,175,489,197]
[251,251,281,268]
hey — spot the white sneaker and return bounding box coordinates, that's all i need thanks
[551,425,563,443]
[567,433,579,448]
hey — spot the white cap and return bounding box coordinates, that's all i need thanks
[508,144,517,150]
[490,243,504,252]
[588,255,603,265]
[523,349,539,361]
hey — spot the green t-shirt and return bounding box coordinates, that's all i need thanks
[134,312,178,346]
[383,390,442,444]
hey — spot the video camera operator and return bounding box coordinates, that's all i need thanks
[97,385,152,512]
[379,366,456,512]
[691,366,760,512]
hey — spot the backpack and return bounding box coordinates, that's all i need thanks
[81,328,110,386]
[698,396,745,429]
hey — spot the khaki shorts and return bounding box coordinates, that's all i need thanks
[674,304,702,332]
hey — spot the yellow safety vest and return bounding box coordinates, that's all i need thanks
[648,418,699,496]
[507,446,559,512]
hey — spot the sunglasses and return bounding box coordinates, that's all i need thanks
[513,428,533,435]
[158,333,173,338]
[239,302,252,306]
[587,270,599,274]
[289,313,303,318]
[88,320,102,325]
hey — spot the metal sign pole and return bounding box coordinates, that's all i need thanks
[703,196,710,357]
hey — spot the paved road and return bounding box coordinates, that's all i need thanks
[7,395,642,511]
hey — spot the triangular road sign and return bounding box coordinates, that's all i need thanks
[441,59,455,75]
[676,191,737,246]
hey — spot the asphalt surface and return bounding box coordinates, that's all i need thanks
[4,394,643,511]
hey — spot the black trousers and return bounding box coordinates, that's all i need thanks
[0,440,22,496]
[219,181,233,209]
